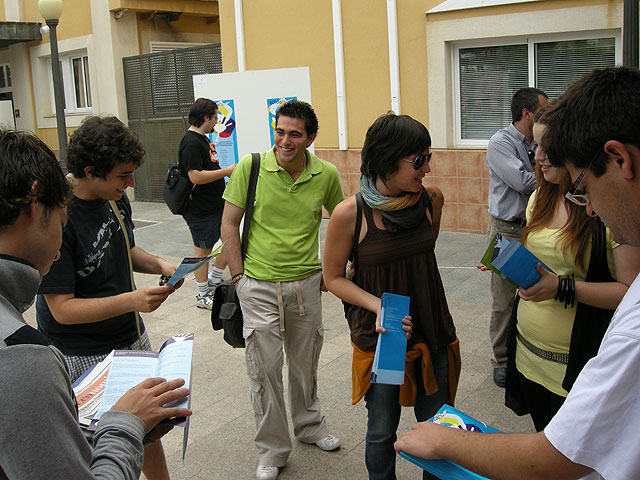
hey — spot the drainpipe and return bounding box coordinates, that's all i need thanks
[234,0,246,71]
[332,0,347,150]
[623,0,639,67]
[387,0,400,114]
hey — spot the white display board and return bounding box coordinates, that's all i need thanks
[193,67,312,159]
[0,100,15,129]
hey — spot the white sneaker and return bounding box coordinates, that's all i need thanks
[195,292,213,310]
[315,434,341,451]
[255,465,279,480]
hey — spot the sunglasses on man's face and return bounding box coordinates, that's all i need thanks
[404,152,432,170]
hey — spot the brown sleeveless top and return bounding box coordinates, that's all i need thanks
[350,199,457,354]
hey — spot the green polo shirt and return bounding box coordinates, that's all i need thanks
[223,148,344,282]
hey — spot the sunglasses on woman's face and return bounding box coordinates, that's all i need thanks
[404,152,432,170]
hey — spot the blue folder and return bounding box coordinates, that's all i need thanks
[370,293,409,385]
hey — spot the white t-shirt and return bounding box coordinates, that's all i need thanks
[545,273,640,480]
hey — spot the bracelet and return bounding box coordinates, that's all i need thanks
[554,274,576,309]
[231,272,244,281]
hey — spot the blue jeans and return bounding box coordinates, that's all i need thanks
[364,348,449,480]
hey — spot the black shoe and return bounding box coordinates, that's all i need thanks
[493,367,507,388]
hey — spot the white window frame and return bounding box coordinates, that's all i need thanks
[0,63,11,94]
[452,29,621,147]
[48,52,93,115]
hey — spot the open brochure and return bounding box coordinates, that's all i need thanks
[480,233,553,289]
[166,244,223,286]
[73,333,194,459]
[370,293,409,385]
[398,405,500,479]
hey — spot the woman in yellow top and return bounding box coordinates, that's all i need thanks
[509,112,640,431]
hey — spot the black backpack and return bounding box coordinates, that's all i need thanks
[162,163,195,215]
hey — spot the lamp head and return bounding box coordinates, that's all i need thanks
[38,0,63,21]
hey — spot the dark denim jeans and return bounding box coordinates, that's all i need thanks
[364,348,449,480]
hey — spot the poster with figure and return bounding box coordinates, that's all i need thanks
[207,99,238,185]
[193,67,311,155]
[267,97,297,146]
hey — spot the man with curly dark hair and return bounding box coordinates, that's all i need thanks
[36,116,182,479]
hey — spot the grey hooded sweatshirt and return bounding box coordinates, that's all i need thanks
[0,254,146,479]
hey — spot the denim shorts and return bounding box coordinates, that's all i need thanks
[183,210,223,249]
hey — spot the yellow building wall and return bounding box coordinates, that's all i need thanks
[224,0,339,149]
[340,0,389,148]
[218,0,445,149]
[0,0,5,22]
[23,0,92,39]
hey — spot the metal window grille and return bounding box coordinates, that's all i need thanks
[123,43,222,202]
[123,43,222,119]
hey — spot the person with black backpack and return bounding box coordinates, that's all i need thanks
[178,98,235,310]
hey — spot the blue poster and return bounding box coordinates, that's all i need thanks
[267,96,297,146]
[207,99,238,185]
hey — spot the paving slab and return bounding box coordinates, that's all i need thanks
[23,200,535,480]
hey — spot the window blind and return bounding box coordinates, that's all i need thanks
[536,38,615,100]
[459,44,529,140]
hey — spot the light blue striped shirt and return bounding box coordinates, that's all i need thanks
[486,123,536,222]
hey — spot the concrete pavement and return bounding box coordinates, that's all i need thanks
[24,200,534,480]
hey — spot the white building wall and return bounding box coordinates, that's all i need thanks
[426,2,623,148]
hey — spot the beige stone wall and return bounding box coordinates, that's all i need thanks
[317,148,490,233]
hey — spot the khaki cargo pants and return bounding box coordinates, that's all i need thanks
[236,271,328,467]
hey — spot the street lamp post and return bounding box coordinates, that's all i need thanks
[39,0,67,164]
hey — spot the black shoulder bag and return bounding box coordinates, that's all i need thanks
[211,153,260,348]
[162,161,195,215]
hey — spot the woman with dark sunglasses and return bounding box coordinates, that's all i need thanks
[504,111,640,431]
[323,113,460,480]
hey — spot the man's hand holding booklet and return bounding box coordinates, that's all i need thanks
[72,333,194,459]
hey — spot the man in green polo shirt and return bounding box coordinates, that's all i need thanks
[221,100,344,480]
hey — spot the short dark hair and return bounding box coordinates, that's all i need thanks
[360,113,431,181]
[511,88,547,122]
[66,116,145,179]
[0,129,71,229]
[189,98,217,128]
[544,67,640,178]
[275,100,319,137]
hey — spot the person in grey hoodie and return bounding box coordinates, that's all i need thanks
[0,129,192,479]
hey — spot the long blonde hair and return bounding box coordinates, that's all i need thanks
[521,115,598,270]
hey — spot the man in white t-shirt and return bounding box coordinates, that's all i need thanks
[394,66,640,480]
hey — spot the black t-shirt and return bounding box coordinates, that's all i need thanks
[178,130,225,216]
[36,194,143,355]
